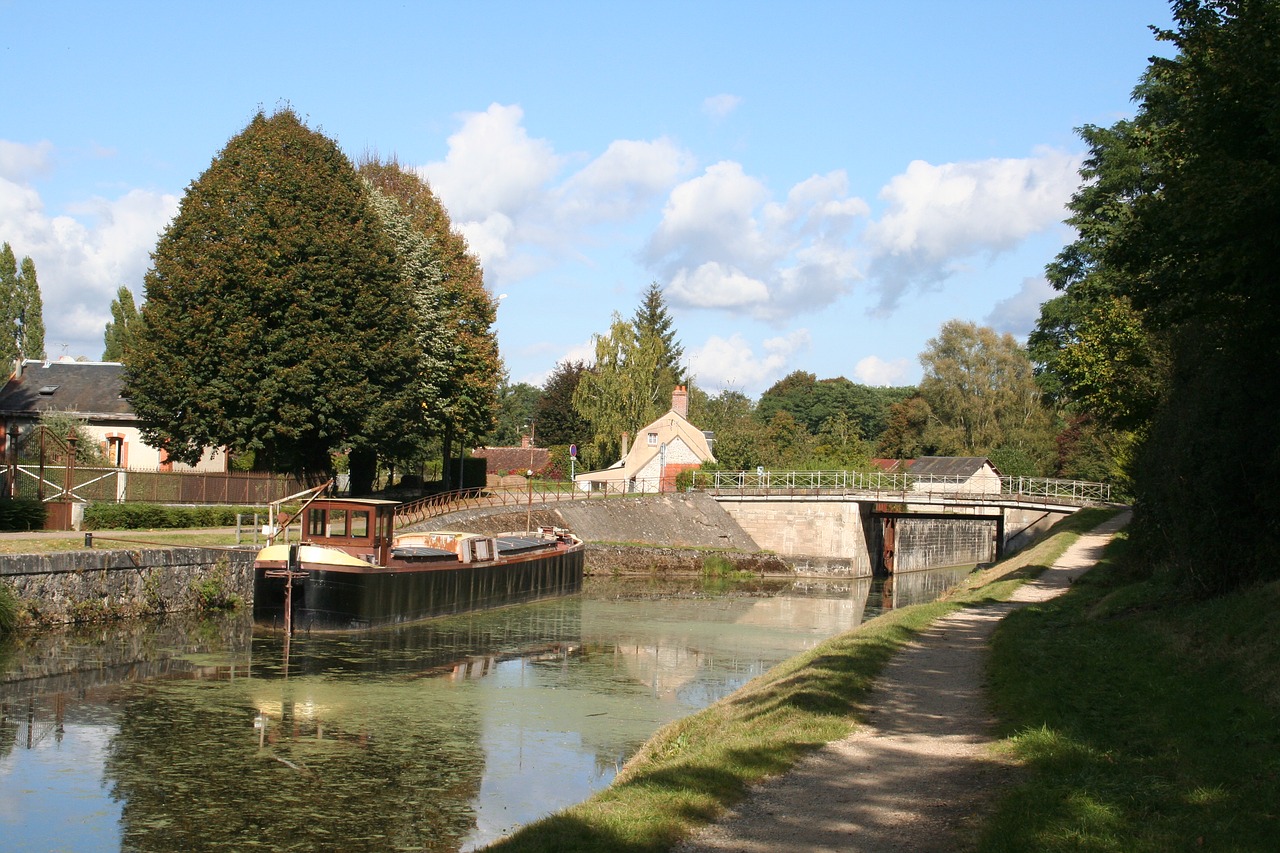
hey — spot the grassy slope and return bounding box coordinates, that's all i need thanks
[484,508,1120,852]
[981,534,1280,851]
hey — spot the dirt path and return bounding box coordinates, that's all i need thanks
[674,512,1130,853]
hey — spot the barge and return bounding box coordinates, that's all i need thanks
[253,496,584,631]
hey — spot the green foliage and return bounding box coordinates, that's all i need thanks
[0,498,44,531]
[83,503,261,530]
[358,157,500,489]
[0,580,17,634]
[875,395,935,459]
[190,559,241,611]
[632,281,684,383]
[19,415,106,466]
[0,245,48,362]
[757,371,914,441]
[16,255,43,361]
[536,359,593,448]
[918,320,1054,471]
[126,108,416,483]
[488,379,542,447]
[1037,0,1280,593]
[102,285,143,362]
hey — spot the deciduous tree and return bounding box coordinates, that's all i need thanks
[126,108,416,483]
[103,286,143,362]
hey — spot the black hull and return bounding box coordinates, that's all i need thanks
[254,549,584,631]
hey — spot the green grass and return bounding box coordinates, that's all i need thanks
[981,534,1280,852]
[483,508,1120,852]
[0,529,250,554]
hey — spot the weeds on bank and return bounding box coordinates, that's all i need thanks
[981,534,1280,852]
[484,507,1120,853]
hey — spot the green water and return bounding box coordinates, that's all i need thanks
[0,569,968,852]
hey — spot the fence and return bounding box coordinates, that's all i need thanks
[5,465,307,506]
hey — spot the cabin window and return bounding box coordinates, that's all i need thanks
[350,510,369,539]
[308,509,326,537]
[647,432,658,446]
[328,509,347,537]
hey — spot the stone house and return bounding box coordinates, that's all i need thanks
[573,386,716,493]
[0,358,227,473]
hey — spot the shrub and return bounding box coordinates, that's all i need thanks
[83,503,263,530]
[0,498,46,531]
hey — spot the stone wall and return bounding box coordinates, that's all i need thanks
[0,547,257,627]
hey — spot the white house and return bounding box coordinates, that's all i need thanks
[0,359,227,473]
[907,456,1002,495]
[574,386,716,494]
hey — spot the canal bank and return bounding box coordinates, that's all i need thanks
[480,508,1126,852]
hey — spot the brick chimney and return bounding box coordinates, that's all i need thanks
[671,385,688,418]
[620,431,630,457]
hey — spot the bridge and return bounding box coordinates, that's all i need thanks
[393,470,1113,529]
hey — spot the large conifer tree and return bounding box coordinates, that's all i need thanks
[126,109,417,481]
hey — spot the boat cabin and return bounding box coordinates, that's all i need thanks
[302,498,398,565]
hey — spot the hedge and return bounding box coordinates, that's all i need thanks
[82,503,266,530]
[0,498,46,531]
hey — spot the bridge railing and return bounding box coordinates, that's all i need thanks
[695,470,1111,506]
[393,478,666,529]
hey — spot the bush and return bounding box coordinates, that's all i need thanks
[0,498,46,531]
[0,581,18,634]
[82,503,264,530]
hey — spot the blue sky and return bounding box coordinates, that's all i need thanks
[1,0,1172,396]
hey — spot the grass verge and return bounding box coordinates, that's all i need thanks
[483,507,1121,852]
[980,532,1280,852]
[0,530,250,554]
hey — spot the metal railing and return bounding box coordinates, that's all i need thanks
[694,470,1111,506]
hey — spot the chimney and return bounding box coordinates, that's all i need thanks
[671,385,688,418]
[521,435,531,449]
[620,432,630,457]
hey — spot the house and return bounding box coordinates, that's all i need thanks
[472,435,552,485]
[0,358,227,473]
[907,456,1002,495]
[573,386,716,493]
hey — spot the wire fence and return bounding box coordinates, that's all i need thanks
[5,465,307,506]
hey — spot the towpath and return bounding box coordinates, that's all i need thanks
[674,511,1131,853]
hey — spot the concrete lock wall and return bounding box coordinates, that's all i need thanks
[893,517,997,571]
[714,500,880,577]
[0,547,257,627]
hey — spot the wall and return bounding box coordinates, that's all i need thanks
[0,547,256,627]
[686,499,881,578]
[893,517,997,571]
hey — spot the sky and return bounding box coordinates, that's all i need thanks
[1,0,1174,397]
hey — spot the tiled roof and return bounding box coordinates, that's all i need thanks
[472,446,552,475]
[0,360,135,419]
[907,456,1000,477]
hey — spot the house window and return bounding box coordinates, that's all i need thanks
[106,436,125,467]
[647,432,658,446]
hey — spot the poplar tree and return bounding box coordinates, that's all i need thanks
[0,244,18,368]
[16,256,44,361]
[125,109,416,482]
[103,286,142,362]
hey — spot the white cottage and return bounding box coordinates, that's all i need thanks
[907,456,1002,495]
[574,386,715,493]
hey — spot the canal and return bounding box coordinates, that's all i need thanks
[0,567,969,852]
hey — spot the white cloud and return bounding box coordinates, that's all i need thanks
[864,148,1082,311]
[0,140,55,182]
[688,329,811,396]
[702,94,742,120]
[557,137,695,224]
[985,275,1056,337]
[421,104,694,286]
[0,145,177,359]
[645,164,868,322]
[853,355,912,386]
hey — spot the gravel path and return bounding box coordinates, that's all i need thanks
[673,512,1130,853]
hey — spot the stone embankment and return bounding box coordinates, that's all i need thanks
[0,546,255,628]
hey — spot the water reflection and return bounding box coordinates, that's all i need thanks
[0,568,968,852]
